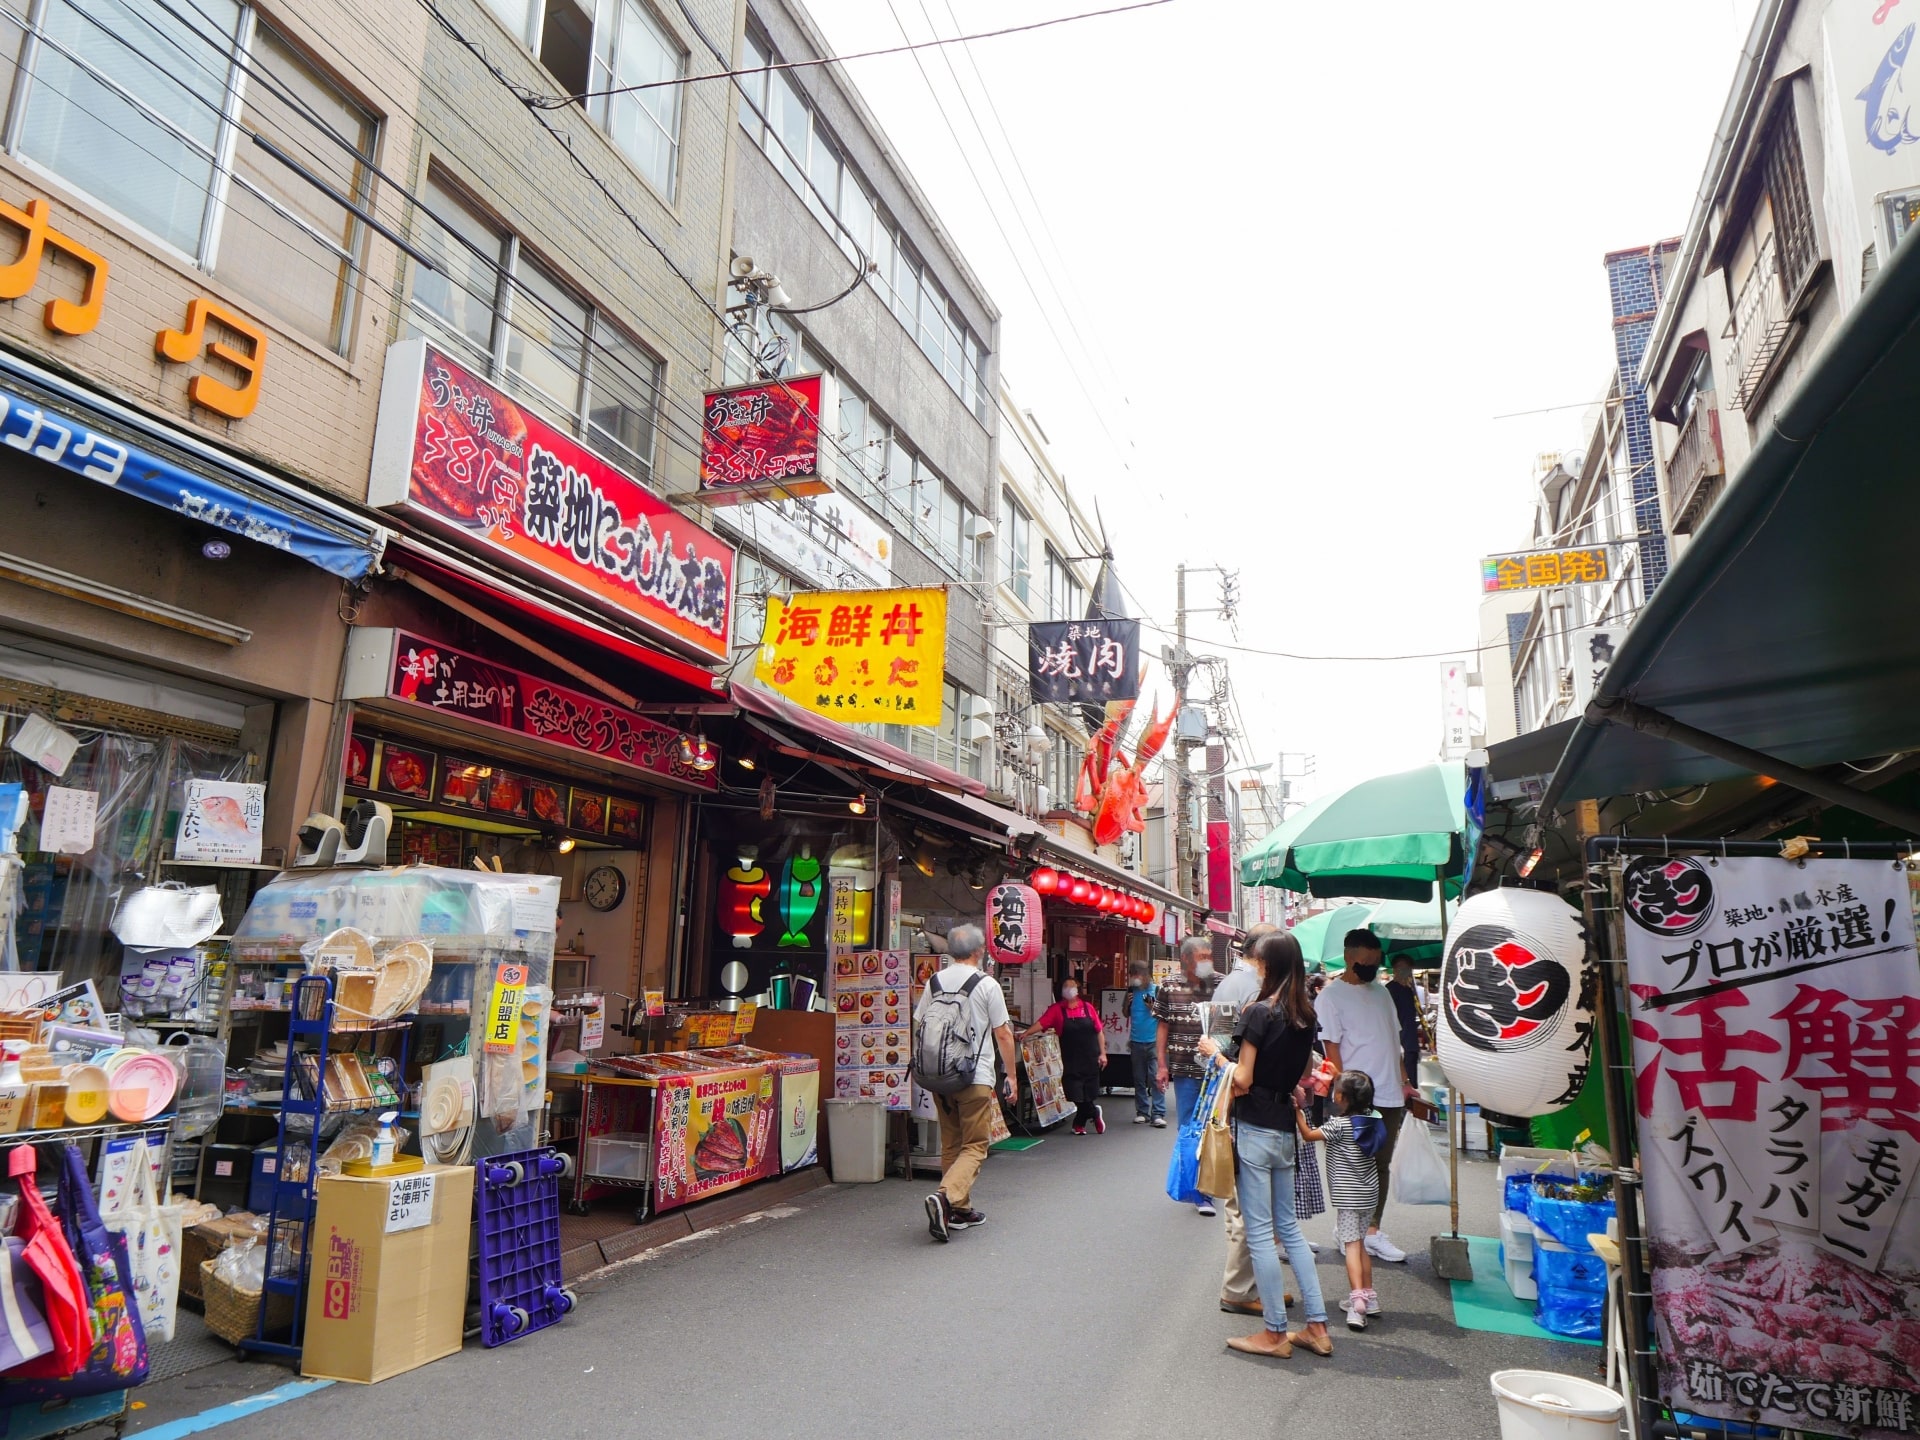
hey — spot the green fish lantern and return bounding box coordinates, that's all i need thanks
[778,847,823,947]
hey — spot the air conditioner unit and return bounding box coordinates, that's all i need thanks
[962,717,993,743]
[1035,783,1051,813]
[965,695,995,721]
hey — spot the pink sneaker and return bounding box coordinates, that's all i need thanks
[1093,1106,1106,1134]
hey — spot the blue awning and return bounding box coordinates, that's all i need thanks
[0,346,385,581]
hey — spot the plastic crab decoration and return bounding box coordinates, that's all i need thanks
[1075,683,1173,847]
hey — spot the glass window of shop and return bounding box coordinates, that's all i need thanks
[0,697,250,992]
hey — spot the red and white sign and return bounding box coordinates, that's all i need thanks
[986,883,1042,966]
[370,339,736,662]
[699,372,836,504]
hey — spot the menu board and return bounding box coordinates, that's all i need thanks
[1020,1032,1076,1129]
[829,950,911,1109]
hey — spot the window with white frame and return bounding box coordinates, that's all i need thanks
[999,491,1031,604]
[485,0,684,198]
[1044,546,1085,622]
[4,0,376,352]
[408,170,664,481]
[735,25,989,422]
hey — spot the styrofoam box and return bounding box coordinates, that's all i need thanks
[1500,1145,1577,1192]
[1500,1206,1535,1258]
[1503,1243,1538,1301]
[584,1131,652,1182]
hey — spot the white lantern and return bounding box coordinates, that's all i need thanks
[1436,887,1592,1118]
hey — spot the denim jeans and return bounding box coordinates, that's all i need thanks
[1235,1121,1328,1331]
[1171,1075,1204,1130]
[1129,1046,1165,1118]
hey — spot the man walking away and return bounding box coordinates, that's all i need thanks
[1154,935,1222,1215]
[1212,925,1273,1315]
[915,924,1018,1243]
[1314,931,1416,1263]
[1123,959,1164,1124]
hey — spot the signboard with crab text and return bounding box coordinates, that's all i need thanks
[699,372,836,504]
[1620,854,1920,1437]
[369,339,735,662]
[348,628,717,791]
[753,587,946,726]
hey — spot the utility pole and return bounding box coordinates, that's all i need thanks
[1171,563,1193,904]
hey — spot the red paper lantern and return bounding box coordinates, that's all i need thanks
[1093,888,1110,911]
[1030,867,1060,895]
[1139,900,1156,925]
[985,882,1043,965]
[1068,878,1091,904]
[1101,889,1118,912]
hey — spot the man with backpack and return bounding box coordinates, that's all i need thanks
[914,924,1018,1243]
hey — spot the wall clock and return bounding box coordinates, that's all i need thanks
[584,864,626,911]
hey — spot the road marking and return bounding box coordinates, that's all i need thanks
[137,1378,335,1438]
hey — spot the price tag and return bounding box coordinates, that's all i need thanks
[485,963,527,1052]
[385,1172,437,1233]
[732,1000,758,1038]
[581,996,606,1051]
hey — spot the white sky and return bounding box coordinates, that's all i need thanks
[801,0,1763,797]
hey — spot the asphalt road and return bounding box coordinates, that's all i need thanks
[88,1113,1603,1440]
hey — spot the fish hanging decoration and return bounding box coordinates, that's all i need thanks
[778,847,823,947]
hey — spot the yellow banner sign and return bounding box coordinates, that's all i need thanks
[1481,547,1610,592]
[484,962,527,1052]
[754,587,947,726]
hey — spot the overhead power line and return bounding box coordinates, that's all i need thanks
[524,0,1177,108]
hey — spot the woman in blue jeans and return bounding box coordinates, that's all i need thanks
[1197,931,1332,1359]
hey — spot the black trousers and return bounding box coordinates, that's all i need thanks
[1064,1070,1100,1125]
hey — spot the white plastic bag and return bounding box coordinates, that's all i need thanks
[1390,1116,1452,1206]
[101,1138,183,1341]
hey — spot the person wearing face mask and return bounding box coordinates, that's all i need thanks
[1021,975,1106,1134]
[1314,930,1417,1264]
[1154,936,1223,1215]
[1122,959,1165,1125]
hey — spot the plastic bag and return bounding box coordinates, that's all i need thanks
[1535,1285,1605,1339]
[212,1239,265,1291]
[1529,1191,1614,1251]
[1390,1117,1451,1205]
[1164,1066,1223,1205]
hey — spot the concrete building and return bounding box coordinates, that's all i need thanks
[724,0,1000,779]
[1641,0,1920,549]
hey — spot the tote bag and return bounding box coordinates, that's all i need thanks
[1194,1063,1237,1202]
[5,1144,147,1401]
[1164,1063,1225,1204]
[101,1140,180,1343]
[3,1146,91,1380]
[0,1239,53,1373]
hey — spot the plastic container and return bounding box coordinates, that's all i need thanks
[824,1098,886,1183]
[583,1132,652,1182]
[476,1147,574,1348]
[1491,1371,1625,1440]
[1502,1243,1538,1301]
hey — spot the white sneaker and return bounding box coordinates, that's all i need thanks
[1195,1199,1217,1217]
[1132,1115,1149,1124]
[1345,1293,1368,1331]
[1365,1231,1408,1263]
[1363,1288,1381,1316]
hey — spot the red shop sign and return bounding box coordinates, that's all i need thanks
[355,628,718,790]
[370,339,736,663]
[698,373,836,505]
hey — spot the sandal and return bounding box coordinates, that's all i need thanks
[1286,1329,1334,1357]
[1226,1330,1293,1359]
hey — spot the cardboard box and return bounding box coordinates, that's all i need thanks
[300,1163,474,1384]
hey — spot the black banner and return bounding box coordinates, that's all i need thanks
[1027,618,1140,704]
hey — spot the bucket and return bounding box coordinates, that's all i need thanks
[1491,1370,1625,1440]
[823,1098,886,1183]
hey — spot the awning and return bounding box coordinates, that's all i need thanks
[0,344,385,580]
[387,536,725,699]
[1542,226,1920,811]
[731,682,988,799]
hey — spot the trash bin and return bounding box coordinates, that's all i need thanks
[823,1098,886,1183]
[1491,1371,1625,1440]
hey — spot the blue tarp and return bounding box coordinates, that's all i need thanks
[0,362,382,581]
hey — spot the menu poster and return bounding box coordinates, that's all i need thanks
[38,786,97,855]
[175,780,265,864]
[1621,855,1920,1437]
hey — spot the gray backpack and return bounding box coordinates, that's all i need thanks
[912,972,988,1096]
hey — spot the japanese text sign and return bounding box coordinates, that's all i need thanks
[371,629,716,790]
[175,779,265,864]
[986,883,1041,965]
[1480,546,1610,592]
[484,963,527,1052]
[1620,855,1920,1437]
[699,372,836,504]
[384,1172,437,1234]
[370,339,735,662]
[753,587,947,726]
[1027,619,1140,705]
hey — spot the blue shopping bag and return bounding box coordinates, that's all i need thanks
[1164,1065,1224,1204]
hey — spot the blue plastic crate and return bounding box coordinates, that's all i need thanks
[474,1147,576,1348]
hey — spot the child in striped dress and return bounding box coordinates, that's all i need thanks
[1297,1071,1386,1330]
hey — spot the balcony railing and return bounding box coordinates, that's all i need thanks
[1666,395,1726,535]
[1726,237,1796,410]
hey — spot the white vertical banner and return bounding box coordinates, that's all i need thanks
[1620,854,1920,1436]
[1438,659,1472,760]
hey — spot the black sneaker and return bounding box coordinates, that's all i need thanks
[948,1206,987,1229]
[925,1192,950,1243]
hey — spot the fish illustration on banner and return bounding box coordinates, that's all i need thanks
[779,849,822,947]
[1858,22,1920,154]
[719,848,771,949]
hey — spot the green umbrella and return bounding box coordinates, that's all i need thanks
[1239,761,1481,902]
[1284,904,1376,972]
[1285,898,1457,972]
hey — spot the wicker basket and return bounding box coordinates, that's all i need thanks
[0,1013,47,1045]
[199,1258,295,1345]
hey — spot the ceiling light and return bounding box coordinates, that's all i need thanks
[556,836,577,855]
[848,793,868,815]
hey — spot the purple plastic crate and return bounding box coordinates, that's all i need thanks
[474,1146,576,1347]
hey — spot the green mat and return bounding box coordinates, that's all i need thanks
[1448,1236,1600,1347]
[988,1137,1044,1152]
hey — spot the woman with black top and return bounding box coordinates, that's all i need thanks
[1196,931,1332,1359]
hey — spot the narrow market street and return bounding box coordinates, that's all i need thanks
[88,1120,1595,1440]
